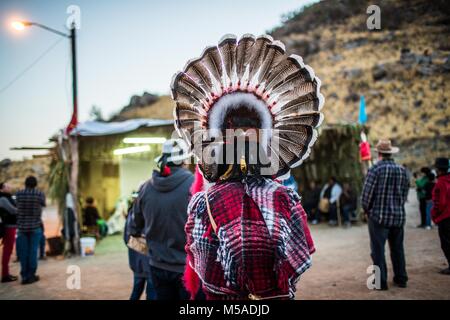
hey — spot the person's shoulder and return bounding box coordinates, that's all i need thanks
[188,190,206,213]
[270,179,301,203]
[394,163,408,175]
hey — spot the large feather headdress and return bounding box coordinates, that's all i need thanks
[171,34,324,181]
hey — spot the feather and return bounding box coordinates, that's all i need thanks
[176,101,207,117]
[218,34,237,89]
[184,57,215,97]
[272,125,314,146]
[270,68,313,97]
[248,35,273,85]
[177,118,203,131]
[270,81,316,106]
[171,72,209,105]
[264,142,287,176]
[235,34,256,82]
[200,46,223,89]
[274,113,323,128]
[272,93,320,116]
[264,55,304,91]
[257,41,286,85]
[175,102,206,123]
[278,143,298,165]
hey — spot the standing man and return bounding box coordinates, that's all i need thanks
[431,157,450,275]
[0,181,18,283]
[362,140,409,290]
[130,139,194,300]
[15,176,46,285]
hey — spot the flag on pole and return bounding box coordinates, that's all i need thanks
[358,95,367,124]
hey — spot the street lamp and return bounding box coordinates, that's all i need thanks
[12,20,79,133]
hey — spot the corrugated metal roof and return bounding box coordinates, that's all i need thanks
[70,119,174,137]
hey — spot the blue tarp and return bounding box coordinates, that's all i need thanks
[358,95,367,124]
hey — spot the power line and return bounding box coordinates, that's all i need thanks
[0,37,65,95]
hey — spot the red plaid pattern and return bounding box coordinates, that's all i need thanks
[185,177,315,300]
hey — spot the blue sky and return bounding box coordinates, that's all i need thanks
[0,0,316,160]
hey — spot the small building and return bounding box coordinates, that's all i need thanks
[71,119,174,217]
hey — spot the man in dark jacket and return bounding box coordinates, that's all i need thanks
[0,181,18,282]
[431,157,450,275]
[15,176,46,284]
[130,139,194,300]
[361,140,409,290]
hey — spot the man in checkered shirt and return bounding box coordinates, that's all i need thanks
[362,139,409,290]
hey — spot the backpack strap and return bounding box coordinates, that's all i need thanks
[204,190,217,234]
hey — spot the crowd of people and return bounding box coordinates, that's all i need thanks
[0,176,112,284]
[0,176,46,284]
[0,139,448,299]
[119,137,449,300]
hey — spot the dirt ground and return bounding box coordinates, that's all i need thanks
[0,189,449,300]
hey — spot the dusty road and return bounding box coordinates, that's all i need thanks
[0,190,449,300]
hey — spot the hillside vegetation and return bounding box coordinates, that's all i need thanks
[112,0,450,167]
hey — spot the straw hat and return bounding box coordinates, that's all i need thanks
[375,139,399,154]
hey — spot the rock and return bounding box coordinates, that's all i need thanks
[321,38,336,51]
[416,64,437,76]
[343,68,363,79]
[414,100,423,108]
[436,103,446,110]
[290,38,320,57]
[400,48,416,67]
[345,93,359,103]
[0,158,12,168]
[329,92,339,99]
[436,117,449,127]
[372,64,388,81]
[420,112,429,121]
[442,55,450,73]
[429,81,438,91]
[343,37,368,50]
[328,54,343,62]
[31,164,45,175]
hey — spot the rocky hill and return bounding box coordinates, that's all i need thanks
[111,0,449,168]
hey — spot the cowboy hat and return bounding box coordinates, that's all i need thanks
[375,139,399,154]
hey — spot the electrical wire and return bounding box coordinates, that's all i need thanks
[0,37,64,95]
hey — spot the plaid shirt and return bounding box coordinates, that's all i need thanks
[361,159,409,227]
[185,177,314,300]
[16,188,46,232]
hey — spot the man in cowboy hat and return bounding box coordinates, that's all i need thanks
[129,138,194,299]
[362,139,410,290]
[431,157,450,275]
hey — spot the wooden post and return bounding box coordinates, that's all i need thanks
[69,136,80,255]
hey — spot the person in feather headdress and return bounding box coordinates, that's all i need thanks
[172,34,324,300]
